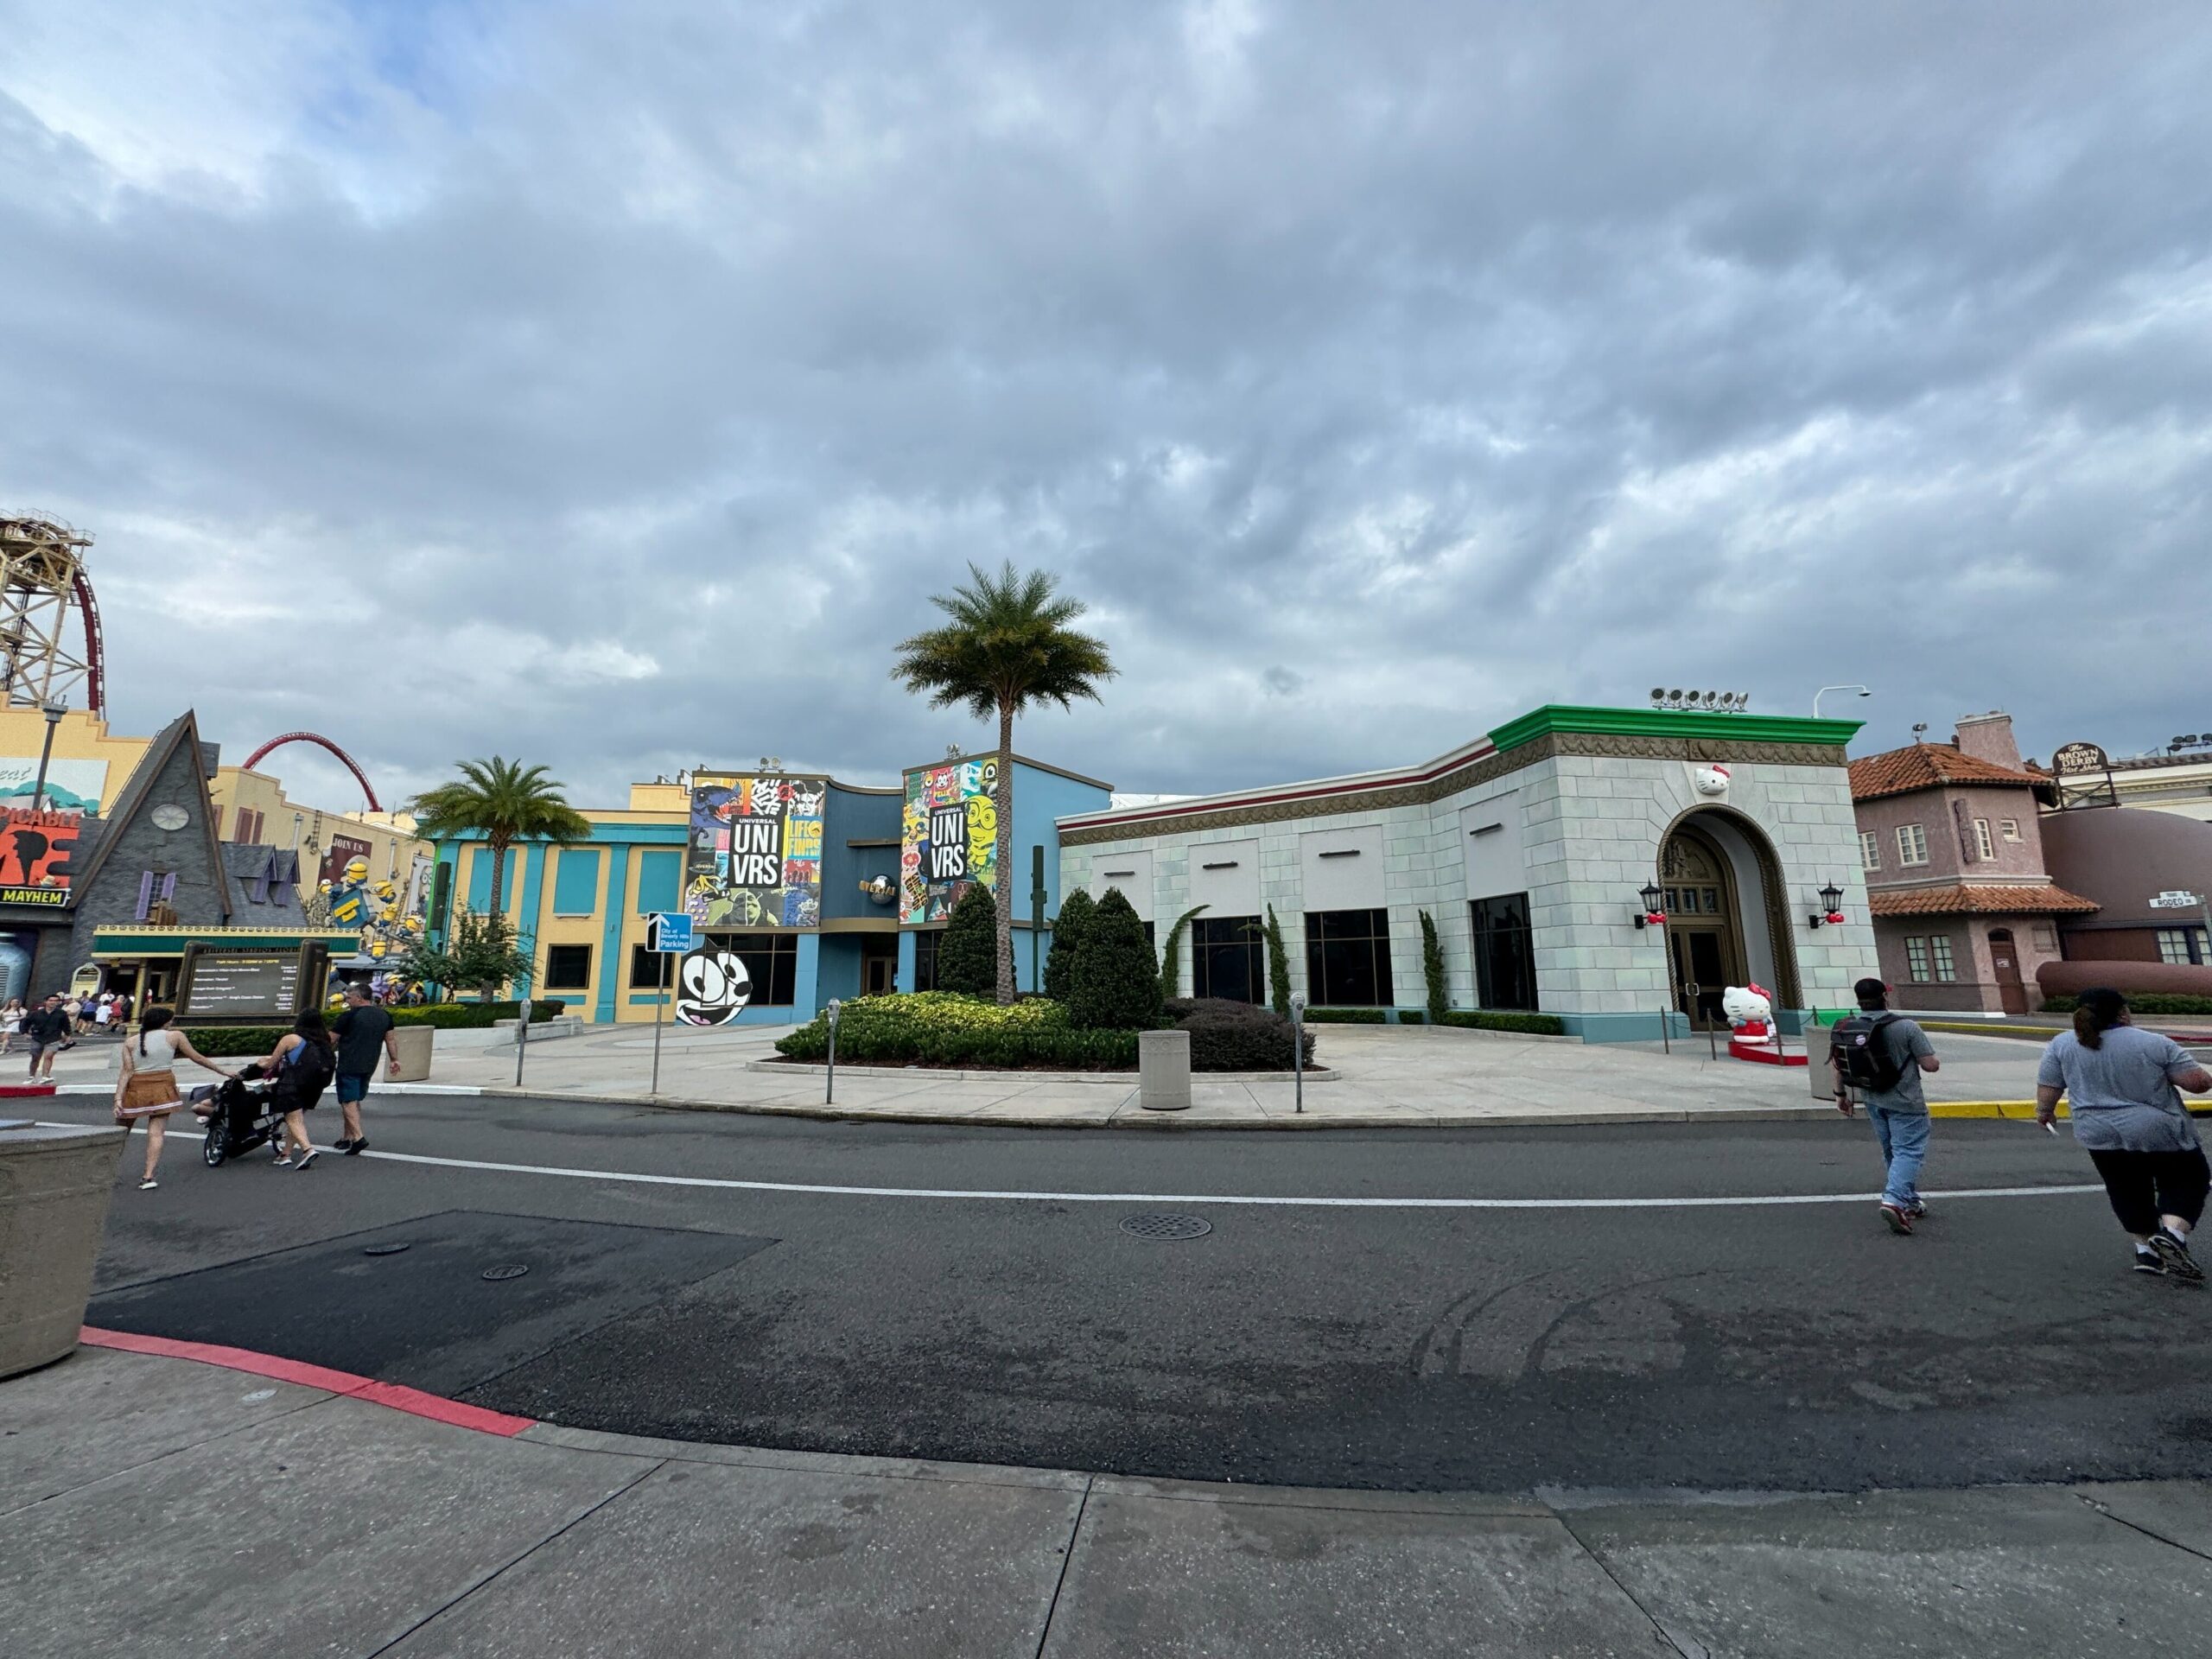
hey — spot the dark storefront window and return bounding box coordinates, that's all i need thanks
[912,930,940,992]
[1305,908,1394,1007]
[708,931,798,1007]
[543,944,593,990]
[629,944,672,989]
[1192,916,1263,1003]
[1471,893,1538,1011]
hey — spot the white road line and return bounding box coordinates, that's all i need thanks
[359,1148,2107,1211]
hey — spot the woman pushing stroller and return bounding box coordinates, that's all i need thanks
[259,1010,340,1171]
[115,1007,236,1191]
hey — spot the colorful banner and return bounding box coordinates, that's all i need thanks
[0,758,106,815]
[0,806,80,895]
[685,776,826,929]
[321,832,375,885]
[900,758,998,925]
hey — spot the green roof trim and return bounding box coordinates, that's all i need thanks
[1486,704,1864,753]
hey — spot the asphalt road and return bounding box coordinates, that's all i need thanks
[48,1090,2212,1495]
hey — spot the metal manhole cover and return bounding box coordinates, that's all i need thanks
[362,1243,411,1257]
[481,1263,531,1281]
[1119,1213,1211,1242]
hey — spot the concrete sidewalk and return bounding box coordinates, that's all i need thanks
[8,1341,2209,1658]
[36,1021,2087,1130]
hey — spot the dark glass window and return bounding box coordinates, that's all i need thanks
[543,944,593,990]
[708,931,798,1007]
[912,929,940,992]
[1192,916,1263,1003]
[629,944,672,989]
[1304,908,1394,1007]
[1471,893,1537,1011]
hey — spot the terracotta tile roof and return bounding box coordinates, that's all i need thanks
[1849,742,2047,801]
[1866,883,2100,918]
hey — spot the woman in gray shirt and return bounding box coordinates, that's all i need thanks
[2037,987,2212,1281]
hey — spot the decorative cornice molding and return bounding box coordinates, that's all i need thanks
[1061,733,1852,847]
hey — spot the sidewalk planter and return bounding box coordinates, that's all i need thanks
[1138,1029,1192,1112]
[389,1025,435,1083]
[0,1120,125,1379]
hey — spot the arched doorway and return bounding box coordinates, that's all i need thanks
[1659,823,1745,1028]
[1657,806,1803,1027]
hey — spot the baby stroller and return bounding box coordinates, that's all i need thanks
[195,1065,282,1166]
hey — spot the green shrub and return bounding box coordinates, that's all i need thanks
[183,1027,291,1057]
[1419,910,1448,1023]
[776,993,1138,1069]
[1158,904,1208,1001]
[1264,905,1294,1017]
[934,887,1000,996]
[1395,1009,1427,1025]
[1044,888,1095,1003]
[1440,1010,1566,1036]
[1164,997,1315,1070]
[389,1000,564,1029]
[2040,993,2212,1016]
[1070,888,1164,1030]
[1304,1007,1386,1024]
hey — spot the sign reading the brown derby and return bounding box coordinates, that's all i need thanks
[2052,741,2111,774]
[176,941,331,1024]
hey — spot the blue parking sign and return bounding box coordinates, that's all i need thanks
[651,911,696,953]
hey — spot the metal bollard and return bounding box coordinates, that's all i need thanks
[513,993,531,1088]
[1290,991,1306,1115]
[825,999,841,1104]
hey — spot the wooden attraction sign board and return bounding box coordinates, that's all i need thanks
[175,940,331,1025]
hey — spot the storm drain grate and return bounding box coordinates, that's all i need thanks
[1119,1213,1212,1242]
[362,1243,411,1257]
[480,1263,531,1281]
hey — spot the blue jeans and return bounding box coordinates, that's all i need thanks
[1868,1104,1929,1210]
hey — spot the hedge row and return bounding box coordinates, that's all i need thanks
[2040,993,2212,1016]
[1302,1007,1387,1024]
[774,992,1315,1071]
[1440,1010,1567,1036]
[175,999,567,1057]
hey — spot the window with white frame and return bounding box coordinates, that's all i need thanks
[1897,823,1929,866]
[1929,936,1958,982]
[2157,927,2208,966]
[1904,937,1931,980]
[1859,831,1880,872]
[1974,818,1994,861]
[1999,818,2021,842]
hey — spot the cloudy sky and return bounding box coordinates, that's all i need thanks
[3,2,2208,812]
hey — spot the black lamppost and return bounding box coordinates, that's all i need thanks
[1634,880,1666,930]
[1808,880,1846,928]
[29,702,66,812]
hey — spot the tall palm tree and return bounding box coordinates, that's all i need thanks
[893,563,1116,1004]
[408,758,594,994]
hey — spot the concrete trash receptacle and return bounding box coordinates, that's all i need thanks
[0,1120,125,1379]
[389,1025,435,1083]
[1138,1029,1192,1112]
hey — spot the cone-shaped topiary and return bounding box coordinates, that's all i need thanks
[1420,909,1448,1022]
[1043,887,1096,1004]
[935,886,1001,996]
[1264,904,1294,1017]
[1069,887,1165,1030]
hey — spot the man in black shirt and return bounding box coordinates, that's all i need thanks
[24,994,72,1080]
[330,984,400,1154]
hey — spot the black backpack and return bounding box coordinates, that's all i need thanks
[1830,1013,1907,1092]
[273,1038,336,1109]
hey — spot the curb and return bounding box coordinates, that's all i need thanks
[78,1326,535,1436]
[746,1060,1344,1084]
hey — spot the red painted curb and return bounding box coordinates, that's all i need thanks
[79,1327,537,1438]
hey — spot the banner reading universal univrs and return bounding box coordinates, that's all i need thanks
[683,776,825,929]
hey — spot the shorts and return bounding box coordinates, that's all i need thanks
[336,1073,372,1104]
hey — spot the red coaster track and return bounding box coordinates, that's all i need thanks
[240,732,382,812]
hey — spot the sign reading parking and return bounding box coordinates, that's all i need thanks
[650,911,696,952]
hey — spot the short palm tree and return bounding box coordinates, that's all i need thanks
[893,563,1116,1004]
[408,758,594,995]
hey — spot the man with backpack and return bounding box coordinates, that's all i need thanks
[1831,976,1942,1235]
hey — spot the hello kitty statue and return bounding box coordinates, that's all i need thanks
[1723,982,1808,1066]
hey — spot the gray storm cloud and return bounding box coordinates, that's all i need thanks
[2,1,2207,810]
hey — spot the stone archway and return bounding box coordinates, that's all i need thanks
[1656,804,1804,1017]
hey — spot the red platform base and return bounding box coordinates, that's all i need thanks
[0,1083,56,1097]
[1728,1038,1808,1067]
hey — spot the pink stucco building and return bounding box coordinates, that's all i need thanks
[1848,713,2095,1013]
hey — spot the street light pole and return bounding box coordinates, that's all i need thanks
[29,702,65,812]
[1813,684,1872,719]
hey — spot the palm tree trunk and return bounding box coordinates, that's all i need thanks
[484,835,510,1002]
[995,701,1015,1005]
